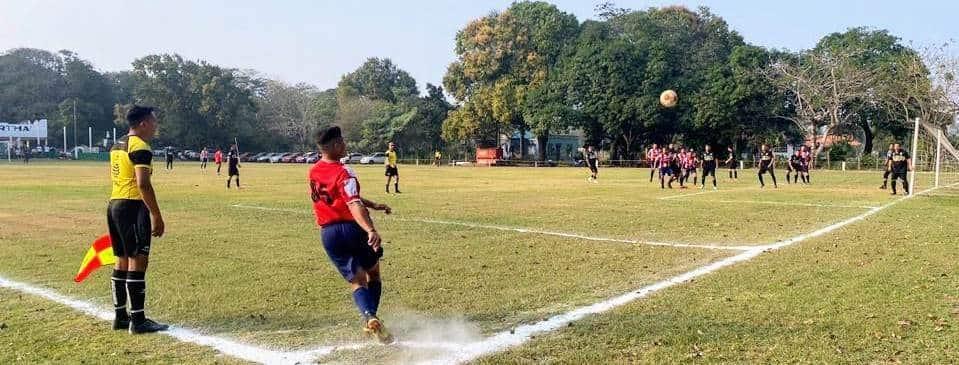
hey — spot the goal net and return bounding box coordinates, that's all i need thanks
[907,119,959,193]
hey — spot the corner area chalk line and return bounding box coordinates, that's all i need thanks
[229,204,751,251]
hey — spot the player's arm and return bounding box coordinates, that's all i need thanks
[348,200,381,250]
[361,197,391,214]
[131,151,164,237]
[907,157,913,171]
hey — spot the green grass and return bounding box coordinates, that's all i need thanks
[0,160,956,363]
[0,287,245,364]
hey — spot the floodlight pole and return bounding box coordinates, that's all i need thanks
[935,129,942,188]
[909,117,920,195]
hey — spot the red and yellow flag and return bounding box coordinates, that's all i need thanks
[74,234,116,283]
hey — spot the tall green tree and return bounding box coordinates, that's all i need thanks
[131,54,261,149]
[443,1,579,159]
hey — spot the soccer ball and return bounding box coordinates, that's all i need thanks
[660,90,678,108]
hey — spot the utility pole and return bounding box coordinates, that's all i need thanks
[73,99,78,159]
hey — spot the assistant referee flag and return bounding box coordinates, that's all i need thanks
[74,234,116,283]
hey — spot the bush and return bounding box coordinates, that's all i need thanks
[828,141,856,161]
[859,153,881,169]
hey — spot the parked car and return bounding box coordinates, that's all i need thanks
[340,152,364,164]
[296,152,317,163]
[247,152,267,162]
[281,153,302,163]
[306,152,320,163]
[238,152,252,162]
[243,152,266,162]
[257,153,281,162]
[360,152,387,164]
[270,153,293,163]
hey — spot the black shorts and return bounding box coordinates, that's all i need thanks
[385,165,399,177]
[892,171,908,180]
[588,159,598,174]
[229,165,240,176]
[107,199,151,257]
[759,163,774,174]
[670,165,681,177]
[703,164,716,175]
[321,221,383,282]
[728,161,738,169]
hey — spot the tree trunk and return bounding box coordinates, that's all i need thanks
[860,122,874,154]
[518,126,527,160]
[536,133,548,162]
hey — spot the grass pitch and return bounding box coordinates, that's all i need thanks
[1,161,957,364]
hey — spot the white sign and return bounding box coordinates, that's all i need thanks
[0,120,47,138]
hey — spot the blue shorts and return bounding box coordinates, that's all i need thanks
[320,221,383,282]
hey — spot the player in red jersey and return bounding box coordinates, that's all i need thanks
[308,126,395,344]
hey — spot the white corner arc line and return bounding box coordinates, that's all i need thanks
[420,182,958,364]
[229,204,750,251]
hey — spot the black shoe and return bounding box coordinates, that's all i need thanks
[394,190,402,194]
[129,318,169,334]
[113,316,130,331]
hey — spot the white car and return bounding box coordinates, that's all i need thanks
[270,153,293,163]
[340,153,364,164]
[257,153,281,162]
[360,152,387,164]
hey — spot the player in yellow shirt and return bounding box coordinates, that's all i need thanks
[433,150,442,167]
[107,105,168,334]
[385,142,401,193]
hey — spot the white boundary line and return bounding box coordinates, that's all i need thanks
[656,189,719,200]
[0,275,340,365]
[709,199,879,209]
[2,183,953,364]
[230,204,751,251]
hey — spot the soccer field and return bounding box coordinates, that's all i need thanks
[1,161,958,364]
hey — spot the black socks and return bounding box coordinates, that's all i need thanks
[126,271,147,324]
[112,269,129,319]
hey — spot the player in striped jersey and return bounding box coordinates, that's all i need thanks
[647,144,661,182]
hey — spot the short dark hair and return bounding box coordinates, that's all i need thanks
[126,105,156,127]
[314,126,343,149]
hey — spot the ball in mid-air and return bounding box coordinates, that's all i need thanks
[660,89,678,108]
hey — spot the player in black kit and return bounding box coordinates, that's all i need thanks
[700,144,718,190]
[757,144,778,189]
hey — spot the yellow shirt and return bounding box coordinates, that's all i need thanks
[434,151,441,158]
[110,135,153,200]
[386,150,397,166]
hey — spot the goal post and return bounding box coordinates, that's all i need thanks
[908,118,959,194]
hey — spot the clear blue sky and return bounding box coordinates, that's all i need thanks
[2,0,956,92]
